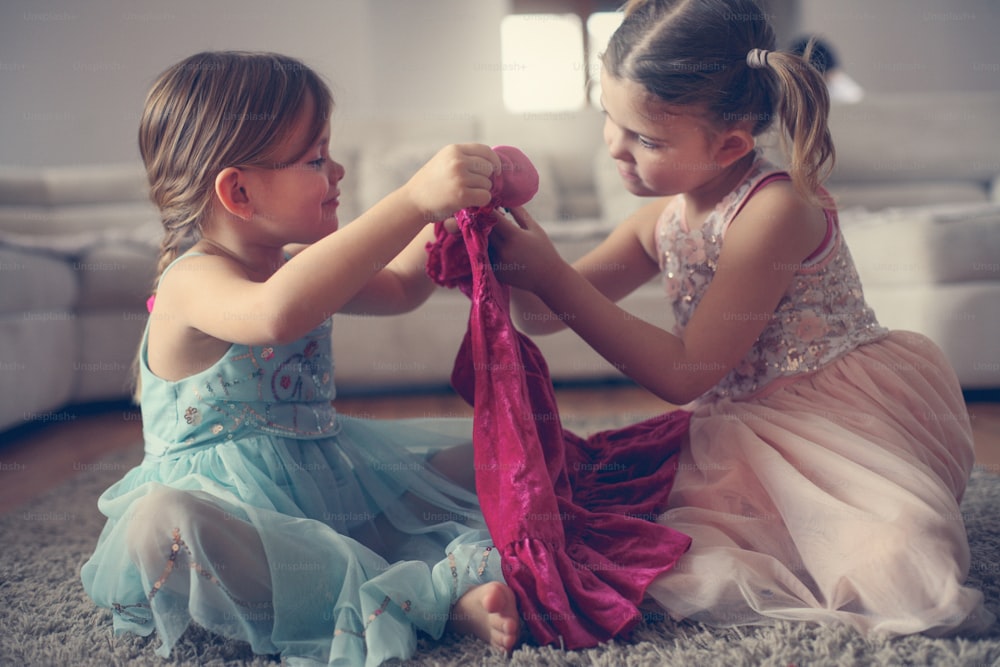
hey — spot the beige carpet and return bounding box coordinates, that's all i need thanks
[2,422,999,666]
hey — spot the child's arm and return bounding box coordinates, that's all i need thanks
[491,182,827,404]
[340,223,440,316]
[162,144,500,346]
[496,199,667,335]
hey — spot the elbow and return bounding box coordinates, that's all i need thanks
[266,323,301,347]
[261,302,323,346]
[662,386,705,406]
[259,316,298,347]
[513,310,566,336]
[639,365,723,406]
[649,383,703,407]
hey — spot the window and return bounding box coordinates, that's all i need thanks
[500,6,623,112]
[500,14,586,112]
[585,11,624,107]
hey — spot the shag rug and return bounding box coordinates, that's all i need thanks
[2,415,1000,667]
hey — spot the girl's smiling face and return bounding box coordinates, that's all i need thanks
[244,95,346,244]
[600,70,725,199]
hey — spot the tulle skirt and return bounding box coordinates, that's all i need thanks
[80,416,503,666]
[647,331,995,637]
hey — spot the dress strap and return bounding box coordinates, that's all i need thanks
[724,171,792,232]
[724,169,837,266]
[146,252,208,313]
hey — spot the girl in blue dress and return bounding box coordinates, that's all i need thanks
[80,51,520,665]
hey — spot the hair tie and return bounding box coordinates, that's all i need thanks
[746,48,770,69]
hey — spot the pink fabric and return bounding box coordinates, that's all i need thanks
[646,331,990,636]
[426,146,692,648]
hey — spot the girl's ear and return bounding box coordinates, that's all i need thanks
[712,128,755,169]
[214,167,254,220]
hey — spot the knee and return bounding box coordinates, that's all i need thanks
[124,485,212,565]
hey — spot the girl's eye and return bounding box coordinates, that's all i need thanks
[307,157,326,169]
[637,136,659,150]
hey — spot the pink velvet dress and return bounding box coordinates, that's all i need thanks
[426,147,692,649]
[644,154,994,637]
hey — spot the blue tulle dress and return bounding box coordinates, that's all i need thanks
[80,261,503,666]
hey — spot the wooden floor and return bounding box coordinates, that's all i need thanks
[1,384,998,515]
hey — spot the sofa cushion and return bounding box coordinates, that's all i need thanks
[74,313,146,402]
[0,163,149,206]
[827,93,1000,185]
[0,314,76,430]
[0,246,76,314]
[861,282,1000,389]
[75,242,158,310]
[830,181,989,210]
[0,202,160,237]
[840,203,1000,285]
[356,141,452,215]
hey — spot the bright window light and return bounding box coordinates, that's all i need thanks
[500,14,586,113]
[587,12,624,107]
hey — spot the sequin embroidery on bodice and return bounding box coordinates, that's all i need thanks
[139,305,338,458]
[655,155,888,402]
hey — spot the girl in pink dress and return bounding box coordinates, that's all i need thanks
[489,0,993,637]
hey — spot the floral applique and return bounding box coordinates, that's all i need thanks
[146,527,257,615]
[332,595,409,640]
[477,546,494,577]
[795,311,829,341]
[184,407,201,425]
[112,601,150,624]
[261,347,274,361]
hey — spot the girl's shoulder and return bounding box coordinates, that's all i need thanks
[628,195,677,259]
[724,175,830,266]
[156,247,255,292]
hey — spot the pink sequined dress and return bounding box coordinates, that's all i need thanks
[644,154,994,637]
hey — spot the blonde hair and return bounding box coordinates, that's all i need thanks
[133,51,334,400]
[607,0,835,205]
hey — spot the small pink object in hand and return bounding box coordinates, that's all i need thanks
[490,145,538,208]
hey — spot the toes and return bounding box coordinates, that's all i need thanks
[480,582,507,613]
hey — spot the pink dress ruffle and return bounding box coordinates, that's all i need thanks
[647,330,994,636]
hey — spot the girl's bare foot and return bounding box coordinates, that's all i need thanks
[449,581,521,652]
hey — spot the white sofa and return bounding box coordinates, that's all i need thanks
[1,93,999,433]
[822,93,1000,390]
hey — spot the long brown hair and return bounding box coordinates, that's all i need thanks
[605,0,835,205]
[133,51,333,399]
[140,51,333,280]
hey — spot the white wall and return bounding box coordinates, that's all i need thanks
[797,0,1000,93]
[2,0,997,167]
[0,0,506,167]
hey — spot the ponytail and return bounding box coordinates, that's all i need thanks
[752,43,836,207]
